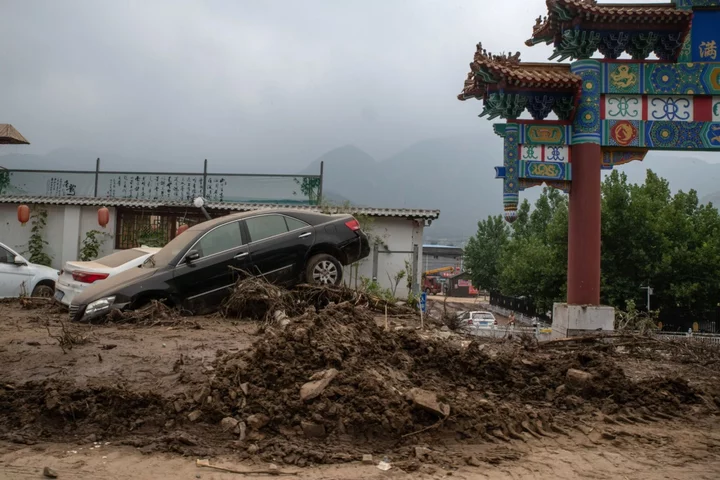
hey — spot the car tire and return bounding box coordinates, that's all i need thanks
[32,284,54,298]
[305,254,343,286]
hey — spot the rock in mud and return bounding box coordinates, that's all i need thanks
[237,421,247,440]
[566,369,592,385]
[239,383,249,396]
[299,368,339,402]
[43,467,58,479]
[187,410,202,422]
[301,421,326,438]
[465,456,482,467]
[406,388,450,417]
[414,446,432,459]
[246,413,270,430]
[362,454,374,464]
[220,417,239,432]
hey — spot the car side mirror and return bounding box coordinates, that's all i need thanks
[186,250,200,263]
[13,255,26,266]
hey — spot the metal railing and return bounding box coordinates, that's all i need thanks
[0,159,324,205]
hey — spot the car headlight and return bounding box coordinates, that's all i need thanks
[85,296,116,315]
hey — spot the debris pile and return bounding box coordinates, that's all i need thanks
[0,284,718,467]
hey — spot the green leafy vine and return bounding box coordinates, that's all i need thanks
[25,207,52,266]
[80,230,111,261]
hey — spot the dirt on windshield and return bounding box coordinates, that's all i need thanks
[0,288,719,479]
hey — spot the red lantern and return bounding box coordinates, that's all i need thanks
[176,224,189,237]
[17,205,30,225]
[98,207,110,228]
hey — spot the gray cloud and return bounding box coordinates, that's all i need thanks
[1,0,717,172]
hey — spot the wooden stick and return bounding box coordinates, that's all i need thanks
[196,459,298,476]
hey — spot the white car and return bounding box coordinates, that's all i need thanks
[457,310,498,330]
[0,242,59,298]
[55,247,160,307]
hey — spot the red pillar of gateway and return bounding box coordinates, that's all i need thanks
[567,143,602,305]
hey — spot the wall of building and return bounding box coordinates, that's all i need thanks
[0,203,428,297]
[0,204,117,269]
[342,217,424,299]
[79,206,117,259]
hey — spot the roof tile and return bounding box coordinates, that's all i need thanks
[0,195,441,220]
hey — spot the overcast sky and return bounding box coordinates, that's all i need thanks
[1,0,717,171]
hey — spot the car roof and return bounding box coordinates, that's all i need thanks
[186,209,338,232]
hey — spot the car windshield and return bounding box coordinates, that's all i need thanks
[96,249,147,268]
[142,230,201,268]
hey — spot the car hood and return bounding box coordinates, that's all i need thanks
[31,263,59,279]
[73,266,158,305]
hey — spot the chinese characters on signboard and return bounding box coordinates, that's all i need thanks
[692,10,720,62]
[100,174,219,201]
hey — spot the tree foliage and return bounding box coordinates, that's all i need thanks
[464,170,720,318]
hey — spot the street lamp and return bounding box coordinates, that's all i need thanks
[193,197,211,220]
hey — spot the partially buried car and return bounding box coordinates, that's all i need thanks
[0,241,58,298]
[70,209,370,322]
[54,246,161,307]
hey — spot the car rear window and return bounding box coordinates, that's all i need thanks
[471,312,494,320]
[96,249,147,268]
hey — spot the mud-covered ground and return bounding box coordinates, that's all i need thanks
[1,292,719,479]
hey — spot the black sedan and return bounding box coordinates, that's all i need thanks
[70,209,370,321]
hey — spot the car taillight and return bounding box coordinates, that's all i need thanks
[72,271,109,283]
[345,219,361,231]
[467,319,473,325]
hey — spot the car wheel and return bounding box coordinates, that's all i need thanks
[32,284,54,298]
[306,254,343,285]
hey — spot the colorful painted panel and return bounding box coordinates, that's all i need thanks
[520,144,570,161]
[503,124,520,222]
[545,145,569,162]
[605,120,643,147]
[703,123,720,147]
[602,120,720,150]
[605,95,642,120]
[647,96,694,122]
[606,64,642,94]
[519,161,571,181]
[601,149,648,170]
[603,63,720,95]
[691,10,720,63]
[520,145,542,161]
[571,60,602,144]
[519,124,570,145]
[713,97,720,121]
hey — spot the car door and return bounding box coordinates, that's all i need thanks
[243,214,314,284]
[171,220,250,312]
[0,245,34,298]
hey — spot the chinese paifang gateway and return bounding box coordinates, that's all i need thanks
[458,0,720,330]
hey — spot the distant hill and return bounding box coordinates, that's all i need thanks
[302,137,502,243]
[303,143,720,244]
[3,143,719,244]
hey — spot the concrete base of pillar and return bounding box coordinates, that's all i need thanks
[552,303,615,340]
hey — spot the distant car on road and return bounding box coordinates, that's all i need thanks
[54,247,161,307]
[0,241,58,298]
[456,310,497,330]
[70,209,370,322]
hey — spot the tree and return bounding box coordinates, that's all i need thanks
[463,170,720,319]
[463,215,509,292]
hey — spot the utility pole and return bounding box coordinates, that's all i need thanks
[640,285,653,311]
